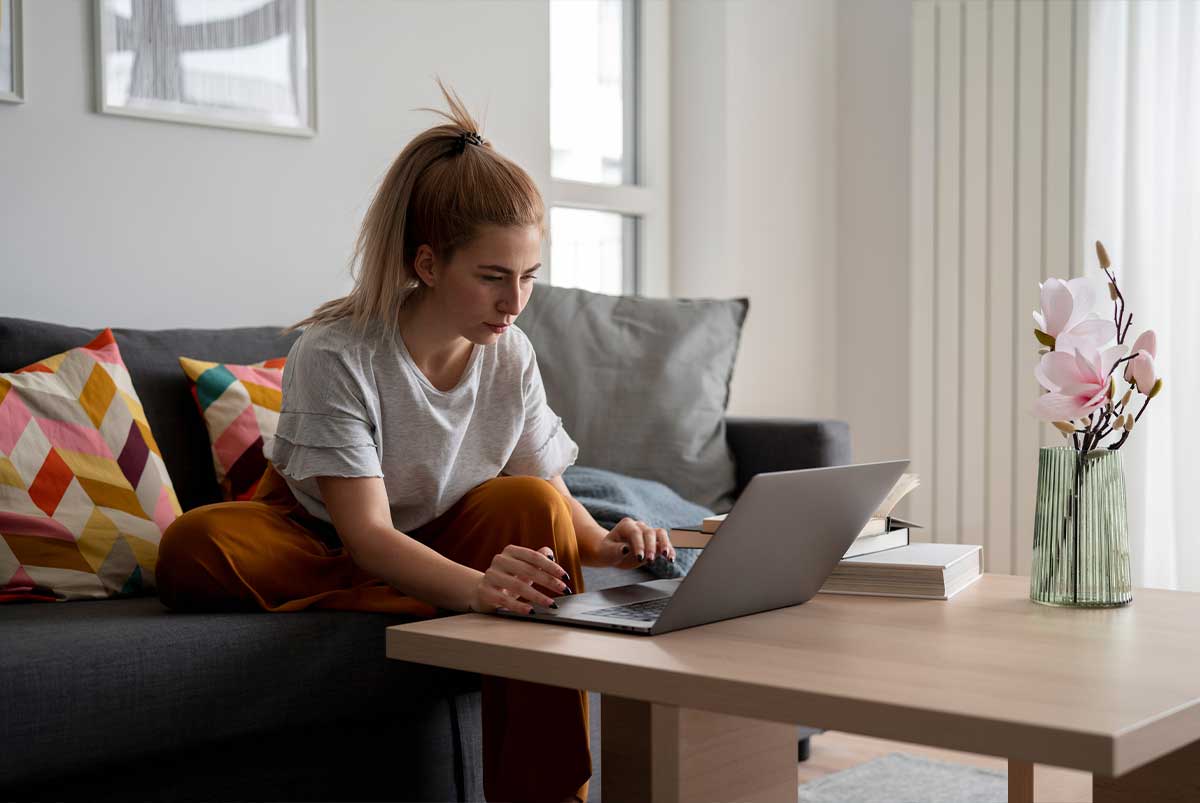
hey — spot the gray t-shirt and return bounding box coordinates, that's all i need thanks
[264,318,579,533]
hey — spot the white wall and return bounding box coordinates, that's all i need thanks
[0,0,549,329]
[672,0,912,458]
[835,0,912,465]
[672,0,840,420]
[4,0,915,463]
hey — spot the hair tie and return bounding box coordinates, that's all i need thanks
[455,130,484,155]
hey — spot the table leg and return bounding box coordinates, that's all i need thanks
[1008,760,1034,803]
[601,694,797,803]
[1093,738,1200,802]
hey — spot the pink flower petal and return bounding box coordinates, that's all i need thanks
[1100,344,1129,377]
[1130,329,1157,359]
[1057,318,1117,354]
[1073,349,1102,385]
[1064,277,1101,329]
[1041,351,1088,390]
[1132,353,1157,394]
[1040,279,1074,336]
[1033,392,1091,421]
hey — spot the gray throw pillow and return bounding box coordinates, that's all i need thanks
[516,284,748,512]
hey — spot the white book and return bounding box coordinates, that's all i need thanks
[820,543,983,600]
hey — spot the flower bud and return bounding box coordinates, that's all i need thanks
[1109,282,1118,301]
[1053,421,1076,434]
[1149,378,1163,399]
[1107,377,1115,400]
[1096,240,1112,269]
[1120,388,1132,407]
[1113,416,1126,431]
[1125,414,1135,432]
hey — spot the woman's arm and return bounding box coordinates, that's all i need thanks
[318,475,482,610]
[317,476,566,613]
[546,475,675,569]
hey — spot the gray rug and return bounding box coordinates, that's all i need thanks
[798,752,1008,803]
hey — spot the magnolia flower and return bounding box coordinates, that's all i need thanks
[1032,277,1116,354]
[1123,329,1158,393]
[1032,344,1129,421]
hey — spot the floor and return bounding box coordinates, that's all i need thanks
[800,730,1094,802]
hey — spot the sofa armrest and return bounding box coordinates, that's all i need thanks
[725,417,852,496]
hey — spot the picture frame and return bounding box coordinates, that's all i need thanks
[0,0,23,103]
[93,0,317,137]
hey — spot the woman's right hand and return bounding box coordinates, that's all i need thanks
[469,544,573,614]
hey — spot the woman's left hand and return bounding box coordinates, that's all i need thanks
[596,517,675,569]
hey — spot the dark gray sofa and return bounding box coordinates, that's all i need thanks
[0,316,851,802]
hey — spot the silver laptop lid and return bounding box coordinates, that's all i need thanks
[652,459,909,634]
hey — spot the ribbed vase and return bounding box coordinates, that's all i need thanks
[1030,447,1132,607]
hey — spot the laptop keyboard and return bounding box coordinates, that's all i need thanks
[588,596,671,622]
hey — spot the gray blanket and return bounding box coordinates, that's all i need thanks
[562,465,709,579]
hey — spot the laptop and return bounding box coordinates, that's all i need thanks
[495,459,910,635]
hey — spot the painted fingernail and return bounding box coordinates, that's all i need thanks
[637,553,644,562]
[622,546,630,555]
[562,584,574,595]
[528,608,536,615]
[550,601,559,609]
[561,572,570,582]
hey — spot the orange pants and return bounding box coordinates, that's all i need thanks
[157,464,591,803]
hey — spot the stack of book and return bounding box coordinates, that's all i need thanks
[669,472,984,600]
[820,543,983,600]
[673,472,923,558]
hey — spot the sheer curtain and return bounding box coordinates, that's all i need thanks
[1083,1,1200,591]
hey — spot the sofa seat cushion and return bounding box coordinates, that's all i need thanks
[0,597,479,787]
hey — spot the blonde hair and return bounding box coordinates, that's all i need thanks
[289,79,545,340]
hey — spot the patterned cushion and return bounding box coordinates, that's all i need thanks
[179,356,285,501]
[0,330,182,602]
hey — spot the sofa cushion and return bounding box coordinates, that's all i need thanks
[0,318,301,511]
[1,329,182,601]
[179,355,286,501]
[564,464,706,579]
[0,596,480,788]
[516,285,749,512]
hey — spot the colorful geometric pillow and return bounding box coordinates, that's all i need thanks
[0,330,182,602]
[179,356,285,502]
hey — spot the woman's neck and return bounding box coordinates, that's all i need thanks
[396,300,475,379]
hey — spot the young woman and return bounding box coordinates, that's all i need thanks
[156,83,675,803]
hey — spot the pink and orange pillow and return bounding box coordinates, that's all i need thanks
[0,330,181,602]
[178,356,285,502]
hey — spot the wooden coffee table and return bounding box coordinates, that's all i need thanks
[385,573,1200,802]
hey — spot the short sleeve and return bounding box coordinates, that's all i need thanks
[265,331,383,482]
[501,349,579,479]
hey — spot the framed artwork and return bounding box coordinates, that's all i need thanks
[0,0,23,103]
[94,0,316,136]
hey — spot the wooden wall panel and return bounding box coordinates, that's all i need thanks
[911,0,1085,574]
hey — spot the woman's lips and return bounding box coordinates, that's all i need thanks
[485,323,509,334]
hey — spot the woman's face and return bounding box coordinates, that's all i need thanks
[421,224,543,345]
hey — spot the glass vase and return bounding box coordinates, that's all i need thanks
[1030,446,1132,607]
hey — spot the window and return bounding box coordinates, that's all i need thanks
[547,0,668,297]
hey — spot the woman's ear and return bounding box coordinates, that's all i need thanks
[413,244,437,288]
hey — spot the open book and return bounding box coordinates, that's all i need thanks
[701,472,921,535]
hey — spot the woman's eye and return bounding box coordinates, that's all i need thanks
[521,275,537,282]
[482,276,501,282]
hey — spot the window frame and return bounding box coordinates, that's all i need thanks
[546,0,670,298]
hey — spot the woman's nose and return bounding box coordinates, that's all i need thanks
[499,281,523,314]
